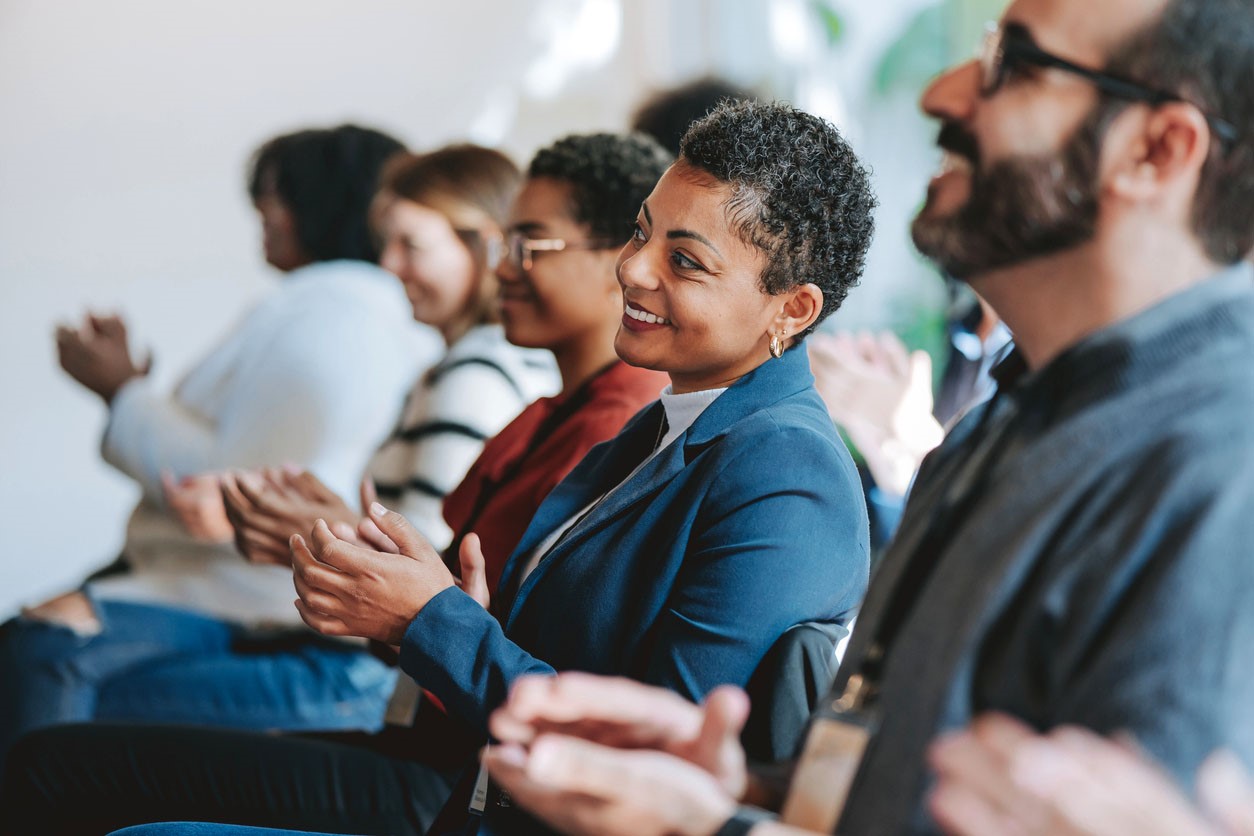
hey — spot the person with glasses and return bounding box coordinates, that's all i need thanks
[376,1,1253,835]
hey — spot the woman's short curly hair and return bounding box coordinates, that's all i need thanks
[679,100,877,339]
[527,133,673,244]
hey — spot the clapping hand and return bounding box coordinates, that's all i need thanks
[928,713,1254,836]
[220,467,360,566]
[55,312,150,403]
[483,673,750,836]
[162,470,233,542]
[290,503,456,645]
[808,331,942,497]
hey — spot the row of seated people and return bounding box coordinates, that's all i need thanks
[0,100,870,833]
[2,0,1254,832]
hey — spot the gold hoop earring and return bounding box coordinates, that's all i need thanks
[769,332,785,359]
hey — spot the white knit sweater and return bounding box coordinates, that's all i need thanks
[91,260,441,628]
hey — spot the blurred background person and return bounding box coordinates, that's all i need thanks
[360,146,561,546]
[220,144,561,565]
[151,141,561,749]
[632,76,760,157]
[0,124,439,773]
[929,713,1254,836]
[809,286,1010,552]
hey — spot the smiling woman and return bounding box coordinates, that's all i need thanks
[616,104,875,393]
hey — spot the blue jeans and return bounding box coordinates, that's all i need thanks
[0,597,396,772]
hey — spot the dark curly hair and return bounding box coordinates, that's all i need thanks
[679,100,876,340]
[248,124,406,264]
[527,133,673,245]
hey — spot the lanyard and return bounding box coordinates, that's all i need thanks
[840,388,1024,711]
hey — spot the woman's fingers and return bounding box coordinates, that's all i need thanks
[357,516,401,553]
[458,533,491,609]
[359,476,378,512]
[366,502,432,559]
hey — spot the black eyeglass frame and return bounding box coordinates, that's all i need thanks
[979,23,1239,146]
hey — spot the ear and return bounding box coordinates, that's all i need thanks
[1107,103,1210,204]
[771,283,824,347]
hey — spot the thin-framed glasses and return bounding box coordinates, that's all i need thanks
[503,232,622,271]
[978,23,1238,146]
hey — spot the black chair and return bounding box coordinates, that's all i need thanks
[740,621,848,763]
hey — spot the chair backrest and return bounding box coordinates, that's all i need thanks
[740,621,848,763]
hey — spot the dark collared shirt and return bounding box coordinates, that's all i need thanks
[834,263,1254,834]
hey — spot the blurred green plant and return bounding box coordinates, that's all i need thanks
[810,0,846,47]
[863,0,1006,381]
[874,0,1008,96]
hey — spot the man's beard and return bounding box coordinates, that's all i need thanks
[912,106,1110,281]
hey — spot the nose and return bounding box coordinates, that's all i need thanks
[495,250,522,285]
[921,59,981,123]
[615,242,659,292]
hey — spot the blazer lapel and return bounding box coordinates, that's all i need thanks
[501,347,818,626]
[494,402,665,610]
[504,429,689,628]
[685,344,813,448]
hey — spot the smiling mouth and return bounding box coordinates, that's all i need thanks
[624,302,671,326]
[936,150,975,176]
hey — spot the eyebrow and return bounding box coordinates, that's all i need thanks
[667,228,721,258]
[641,201,723,258]
[1003,20,1036,46]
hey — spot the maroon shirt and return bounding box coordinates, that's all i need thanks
[442,361,667,594]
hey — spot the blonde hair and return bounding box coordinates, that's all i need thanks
[376,144,521,328]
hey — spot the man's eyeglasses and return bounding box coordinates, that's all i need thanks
[502,232,622,272]
[978,23,1238,146]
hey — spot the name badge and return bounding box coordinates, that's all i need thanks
[780,675,878,833]
[469,750,491,815]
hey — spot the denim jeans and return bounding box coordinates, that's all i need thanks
[0,597,397,773]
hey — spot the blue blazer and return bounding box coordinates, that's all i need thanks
[399,345,870,734]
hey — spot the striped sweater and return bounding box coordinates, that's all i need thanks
[367,324,559,550]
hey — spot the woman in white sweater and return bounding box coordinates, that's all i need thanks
[0,125,441,769]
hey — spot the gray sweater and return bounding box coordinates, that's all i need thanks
[834,263,1254,835]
